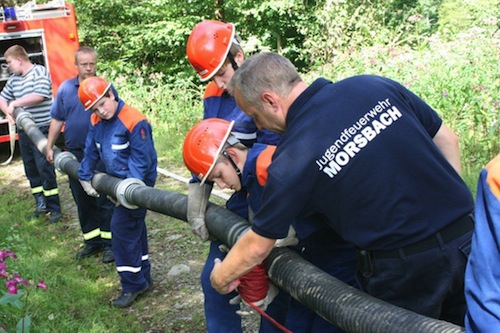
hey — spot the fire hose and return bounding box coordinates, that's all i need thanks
[14,108,465,333]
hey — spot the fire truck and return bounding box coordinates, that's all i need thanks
[0,0,80,148]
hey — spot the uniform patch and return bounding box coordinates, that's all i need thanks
[140,128,147,140]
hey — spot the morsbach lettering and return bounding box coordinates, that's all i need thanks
[315,98,402,177]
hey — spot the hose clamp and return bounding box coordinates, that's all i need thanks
[115,178,145,209]
[54,151,76,173]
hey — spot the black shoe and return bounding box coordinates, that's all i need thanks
[102,247,115,264]
[143,280,153,294]
[32,193,46,218]
[48,211,61,223]
[76,244,102,259]
[27,208,47,220]
[27,211,45,219]
[112,283,149,308]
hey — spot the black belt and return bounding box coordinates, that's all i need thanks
[373,214,474,259]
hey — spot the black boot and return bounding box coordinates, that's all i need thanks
[28,193,46,219]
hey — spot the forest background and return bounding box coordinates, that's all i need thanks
[0,0,499,332]
[73,0,499,188]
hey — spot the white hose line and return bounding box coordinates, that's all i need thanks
[156,166,231,201]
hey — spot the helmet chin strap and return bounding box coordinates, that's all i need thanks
[222,150,242,182]
[227,52,239,72]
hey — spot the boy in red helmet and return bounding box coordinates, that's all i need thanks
[183,118,358,332]
[186,20,282,332]
[77,76,158,308]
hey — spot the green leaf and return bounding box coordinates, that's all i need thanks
[0,292,24,309]
[16,315,31,333]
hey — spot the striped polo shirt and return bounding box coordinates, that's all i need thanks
[0,64,52,127]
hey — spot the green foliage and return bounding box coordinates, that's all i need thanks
[0,248,47,333]
[74,0,499,84]
[300,0,446,66]
[437,0,499,38]
[74,0,205,83]
[101,69,204,164]
[223,0,315,69]
[71,0,499,186]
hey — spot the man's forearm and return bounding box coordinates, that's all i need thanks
[46,119,63,148]
[0,98,9,115]
[433,124,462,175]
[10,93,45,108]
[210,229,275,294]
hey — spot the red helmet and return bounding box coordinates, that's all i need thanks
[186,20,235,82]
[183,118,235,184]
[78,76,111,111]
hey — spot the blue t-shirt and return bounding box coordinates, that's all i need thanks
[243,143,328,240]
[252,75,474,250]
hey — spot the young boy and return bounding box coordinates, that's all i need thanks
[77,76,158,308]
[183,118,358,332]
[0,45,61,223]
[186,19,281,332]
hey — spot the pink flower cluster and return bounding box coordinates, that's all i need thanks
[0,248,48,295]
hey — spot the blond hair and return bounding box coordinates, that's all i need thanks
[4,45,29,61]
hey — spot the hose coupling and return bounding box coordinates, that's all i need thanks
[115,178,145,209]
[54,151,77,173]
[15,110,32,130]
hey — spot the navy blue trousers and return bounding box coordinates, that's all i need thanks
[69,149,114,247]
[358,230,472,326]
[202,190,288,332]
[285,228,359,333]
[112,205,151,293]
[18,126,60,213]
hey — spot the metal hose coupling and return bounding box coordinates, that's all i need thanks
[54,151,77,173]
[15,110,32,130]
[115,178,145,209]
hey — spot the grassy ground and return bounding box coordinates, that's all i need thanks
[0,146,262,333]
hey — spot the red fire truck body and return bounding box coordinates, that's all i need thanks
[0,0,80,143]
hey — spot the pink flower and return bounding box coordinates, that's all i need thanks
[13,273,29,286]
[0,262,6,278]
[0,249,16,262]
[36,279,48,290]
[6,279,18,294]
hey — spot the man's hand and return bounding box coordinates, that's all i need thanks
[45,146,54,164]
[79,180,99,197]
[187,182,212,241]
[210,230,276,295]
[210,258,240,294]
